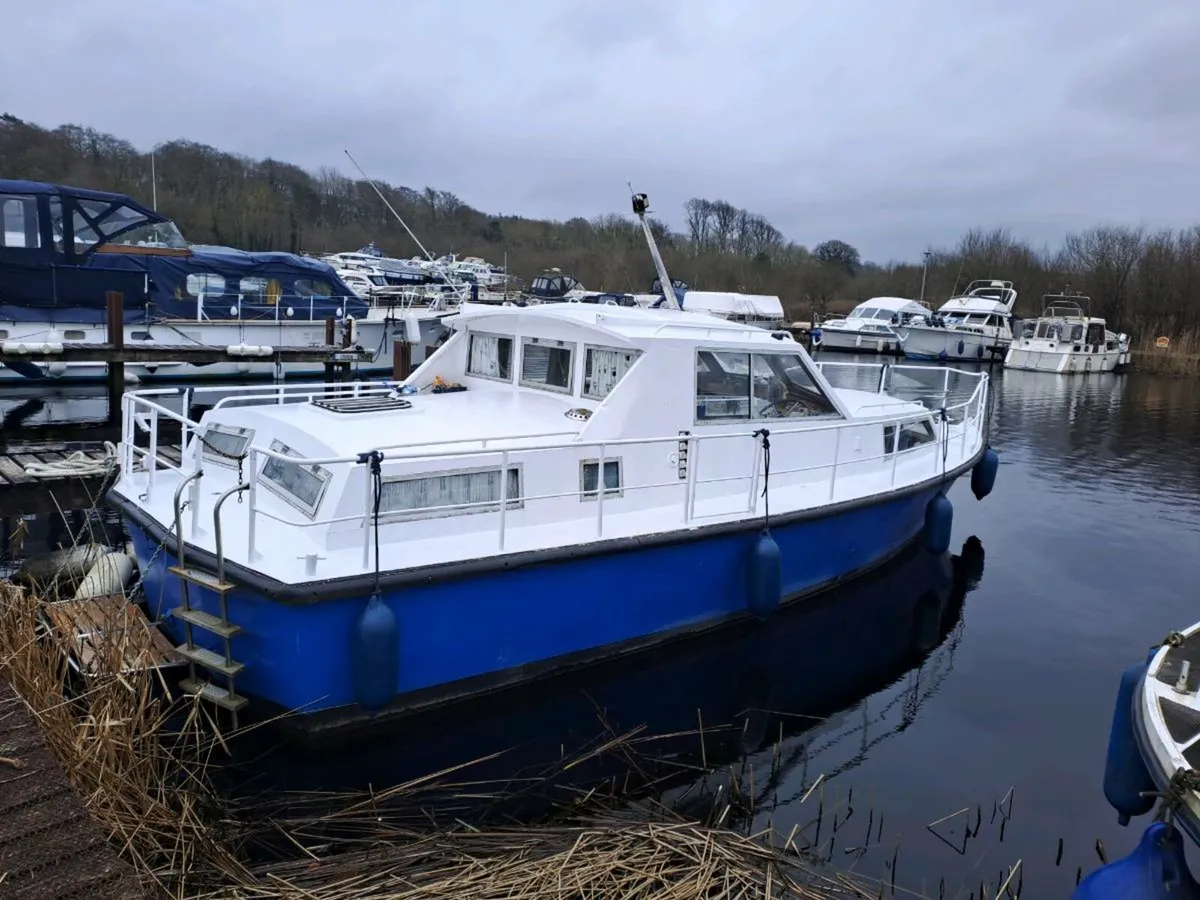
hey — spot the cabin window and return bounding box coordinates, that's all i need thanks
[63,329,86,341]
[198,424,253,467]
[240,277,271,301]
[132,331,151,341]
[580,459,622,500]
[696,351,751,420]
[467,332,513,381]
[186,273,226,298]
[380,465,522,519]
[884,419,937,454]
[295,278,333,299]
[750,353,839,419]
[583,346,640,399]
[520,337,573,393]
[260,439,332,517]
[1086,323,1105,345]
[1,194,40,248]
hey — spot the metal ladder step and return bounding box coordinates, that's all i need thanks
[169,565,237,594]
[171,607,242,638]
[175,644,245,678]
[179,677,248,712]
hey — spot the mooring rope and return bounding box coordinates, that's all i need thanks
[752,428,771,527]
[357,449,386,598]
[23,441,119,479]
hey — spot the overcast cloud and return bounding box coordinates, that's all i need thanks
[2,0,1198,261]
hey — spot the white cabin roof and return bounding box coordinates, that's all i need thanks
[680,291,784,319]
[936,295,1012,315]
[449,301,790,347]
[854,296,924,314]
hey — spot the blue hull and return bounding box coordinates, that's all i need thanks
[127,480,959,721]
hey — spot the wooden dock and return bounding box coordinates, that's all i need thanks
[0,679,145,899]
[0,443,182,517]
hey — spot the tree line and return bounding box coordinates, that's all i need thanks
[2,113,1197,342]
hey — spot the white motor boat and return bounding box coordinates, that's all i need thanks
[813,297,930,354]
[897,280,1017,362]
[1003,293,1130,374]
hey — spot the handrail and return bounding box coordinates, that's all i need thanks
[213,483,250,585]
[172,470,204,568]
[118,361,989,563]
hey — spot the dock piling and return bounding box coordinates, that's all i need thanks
[105,292,124,426]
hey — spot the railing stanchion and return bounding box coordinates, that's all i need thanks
[747,433,763,512]
[685,437,701,522]
[147,408,159,501]
[890,421,901,486]
[362,457,373,568]
[828,428,842,502]
[596,443,606,537]
[247,447,259,561]
[498,449,509,551]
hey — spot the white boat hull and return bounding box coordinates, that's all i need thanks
[1004,342,1129,373]
[898,326,1007,362]
[816,328,900,354]
[0,316,451,383]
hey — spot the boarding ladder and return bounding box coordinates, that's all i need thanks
[168,472,248,726]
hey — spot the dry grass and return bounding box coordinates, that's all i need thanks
[0,578,886,900]
[1129,326,1200,377]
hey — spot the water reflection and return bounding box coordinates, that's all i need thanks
[221,537,985,825]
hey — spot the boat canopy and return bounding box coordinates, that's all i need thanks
[0,180,364,323]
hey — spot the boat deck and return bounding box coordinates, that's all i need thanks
[0,679,145,900]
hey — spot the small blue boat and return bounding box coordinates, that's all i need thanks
[108,190,1001,730]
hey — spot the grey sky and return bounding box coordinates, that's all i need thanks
[3,0,1198,262]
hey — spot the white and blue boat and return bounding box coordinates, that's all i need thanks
[108,192,999,730]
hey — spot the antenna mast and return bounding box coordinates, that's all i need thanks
[343,149,436,263]
[630,190,681,312]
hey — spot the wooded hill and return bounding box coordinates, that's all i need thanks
[3,113,1198,345]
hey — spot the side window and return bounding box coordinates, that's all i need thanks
[295,278,333,298]
[1086,323,1105,344]
[750,353,839,418]
[884,419,937,453]
[580,459,621,500]
[696,351,751,421]
[381,466,522,519]
[260,439,332,518]
[583,346,640,399]
[198,423,253,467]
[0,194,41,249]
[520,337,573,392]
[467,332,513,381]
[186,273,226,297]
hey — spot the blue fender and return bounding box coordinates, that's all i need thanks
[1102,658,1157,824]
[1072,821,1200,899]
[746,530,782,620]
[350,594,399,712]
[970,448,999,500]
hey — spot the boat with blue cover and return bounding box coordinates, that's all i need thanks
[106,191,1000,729]
[0,179,449,382]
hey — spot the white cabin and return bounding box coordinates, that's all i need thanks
[115,302,989,587]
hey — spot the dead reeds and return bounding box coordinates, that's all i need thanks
[0,572,884,899]
[1129,326,1200,377]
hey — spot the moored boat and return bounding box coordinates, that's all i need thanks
[897,279,1017,362]
[0,179,426,382]
[107,192,1000,729]
[813,296,930,355]
[1004,292,1130,374]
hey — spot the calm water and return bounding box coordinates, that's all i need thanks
[4,365,1200,896]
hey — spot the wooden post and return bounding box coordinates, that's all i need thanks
[105,291,124,425]
[392,341,412,381]
[323,316,335,384]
